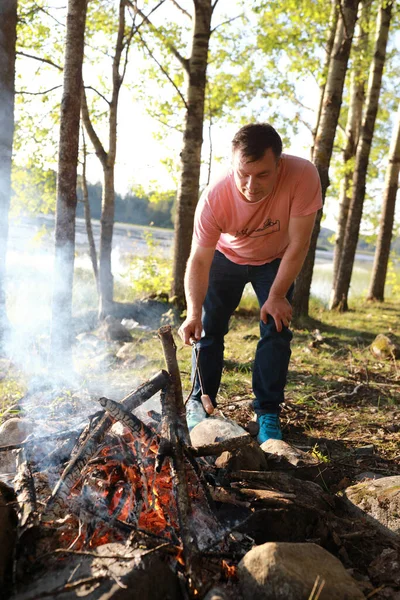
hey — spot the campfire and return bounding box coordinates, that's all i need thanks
[2,325,399,599]
[6,326,247,598]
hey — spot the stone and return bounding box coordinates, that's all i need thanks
[369,548,400,586]
[215,444,267,472]
[370,334,398,360]
[0,418,36,475]
[190,417,267,469]
[120,318,140,329]
[99,316,133,342]
[238,542,365,600]
[344,476,400,535]
[260,439,319,467]
[10,542,182,600]
[354,445,374,456]
[190,416,248,446]
[116,342,137,360]
[0,483,17,591]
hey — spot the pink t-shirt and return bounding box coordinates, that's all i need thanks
[193,153,322,265]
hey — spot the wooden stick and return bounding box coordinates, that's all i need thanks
[158,326,191,446]
[160,385,203,595]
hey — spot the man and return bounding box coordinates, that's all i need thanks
[178,123,322,443]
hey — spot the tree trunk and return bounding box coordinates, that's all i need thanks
[330,0,393,311]
[171,0,213,307]
[99,165,115,316]
[292,0,360,317]
[50,0,87,369]
[331,0,370,289]
[81,128,99,290]
[367,102,400,301]
[311,0,339,159]
[81,0,126,319]
[0,0,17,349]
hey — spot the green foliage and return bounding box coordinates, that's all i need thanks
[386,254,400,297]
[123,231,172,297]
[11,163,56,214]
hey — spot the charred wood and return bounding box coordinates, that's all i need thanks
[158,326,190,446]
[44,372,167,517]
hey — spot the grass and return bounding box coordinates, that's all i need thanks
[1,293,399,481]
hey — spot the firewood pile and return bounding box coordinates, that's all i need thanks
[1,326,399,599]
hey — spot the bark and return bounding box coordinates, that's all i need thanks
[292,0,360,317]
[331,0,370,288]
[367,102,400,301]
[81,128,99,290]
[171,0,213,307]
[0,0,17,348]
[81,0,126,319]
[330,0,393,311]
[50,0,87,369]
[311,0,339,159]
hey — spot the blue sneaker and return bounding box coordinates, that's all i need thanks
[257,413,282,444]
[186,398,207,432]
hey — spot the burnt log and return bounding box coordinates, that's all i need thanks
[44,372,169,518]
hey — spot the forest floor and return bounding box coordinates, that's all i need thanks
[1,298,399,491]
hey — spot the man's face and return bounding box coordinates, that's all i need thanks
[233,147,280,203]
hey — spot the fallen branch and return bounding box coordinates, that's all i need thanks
[325,384,363,403]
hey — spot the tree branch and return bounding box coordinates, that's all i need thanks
[212,0,221,11]
[138,32,188,110]
[16,50,63,71]
[84,85,110,106]
[170,0,192,19]
[211,13,243,34]
[15,85,62,95]
[128,1,190,72]
[81,89,108,168]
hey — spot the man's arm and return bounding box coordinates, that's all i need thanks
[260,212,317,332]
[178,242,216,345]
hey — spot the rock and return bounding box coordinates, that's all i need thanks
[120,318,140,329]
[99,316,133,342]
[238,542,365,600]
[116,343,137,360]
[0,418,36,475]
[344,476,400,535]
[203,587,231,600]
[0,483,17,591]
[355,471,384,481]
[190,417,267,469]
[369,548,400,586]
[10,542,182,600]
[215,444,267,471]
[354,445,374,456]
[370,334,398,359]
[190,416,247,446]
[260,439,319,468]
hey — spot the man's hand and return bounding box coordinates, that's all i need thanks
[260,294,292,332]
[178,316,203,345]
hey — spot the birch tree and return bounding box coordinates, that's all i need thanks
[0,0,17,349]
[367,101,400,301]
[171,0,215,306]
[50,0,87,368]
[330,0,394,311]
[331,0,371,287]
[292,0,360,317]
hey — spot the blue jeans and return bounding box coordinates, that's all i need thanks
[191,250,293,415]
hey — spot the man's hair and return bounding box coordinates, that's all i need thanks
[232,123,283,162]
